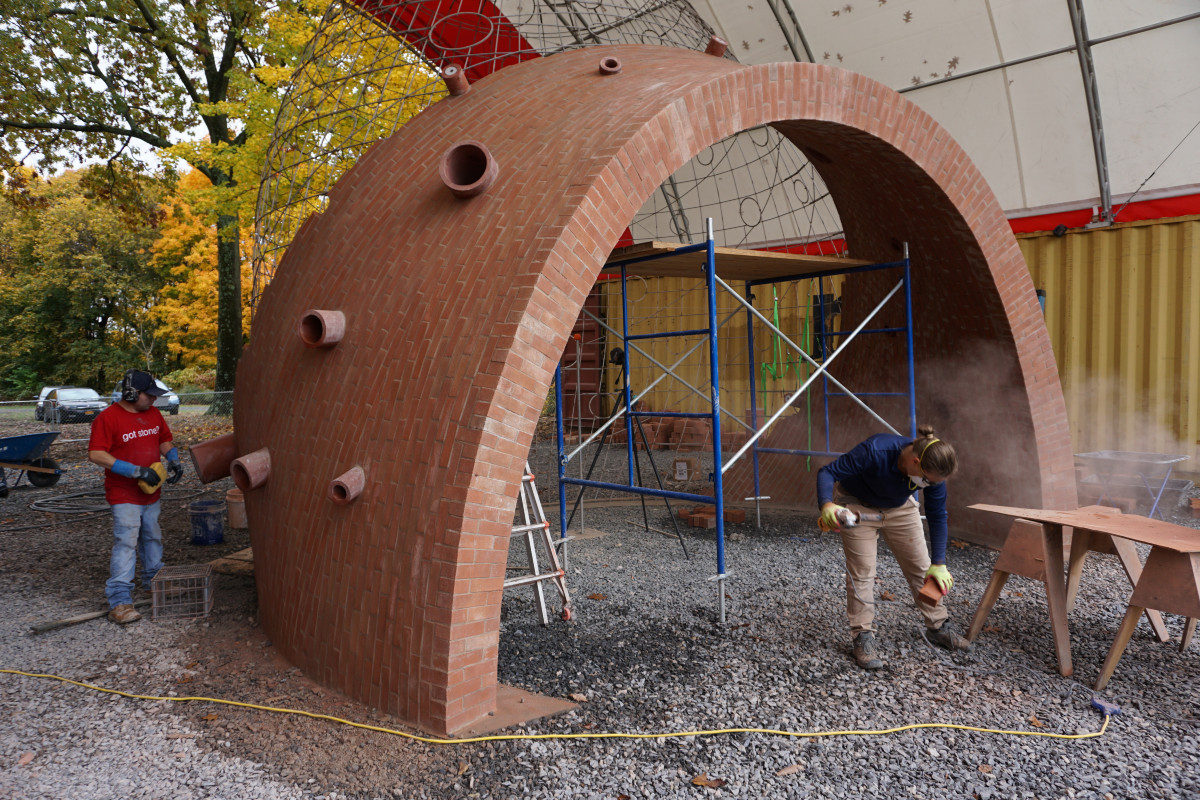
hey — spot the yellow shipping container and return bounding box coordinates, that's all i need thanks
[1020,216,1200,473]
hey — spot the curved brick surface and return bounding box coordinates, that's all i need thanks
[236,45,1074,734]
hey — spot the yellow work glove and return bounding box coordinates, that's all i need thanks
[820,503,848,531]
[925,564,954,595]
[136,462,166,494]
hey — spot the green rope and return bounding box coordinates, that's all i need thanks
[757,284,815,471]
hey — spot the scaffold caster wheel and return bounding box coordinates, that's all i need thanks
[561,606,573,621]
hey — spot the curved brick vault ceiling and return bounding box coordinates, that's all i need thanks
[235,44,1075,734]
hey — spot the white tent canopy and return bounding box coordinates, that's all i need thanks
[689,0,1200,220]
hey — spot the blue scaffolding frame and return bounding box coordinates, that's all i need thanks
[554,222,917,622]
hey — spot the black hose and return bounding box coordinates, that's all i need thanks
[0,486,209,532]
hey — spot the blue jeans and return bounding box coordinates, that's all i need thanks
[106,502,163,608]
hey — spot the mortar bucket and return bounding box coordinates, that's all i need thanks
[189,499,226,546]
[225,488,247,529]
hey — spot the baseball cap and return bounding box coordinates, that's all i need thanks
[129,370,167,397]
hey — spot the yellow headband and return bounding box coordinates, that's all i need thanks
[918,438,940,464]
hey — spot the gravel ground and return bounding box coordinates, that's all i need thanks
[2,434,1200,799]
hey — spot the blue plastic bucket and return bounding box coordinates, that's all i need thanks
[189,499,226,546]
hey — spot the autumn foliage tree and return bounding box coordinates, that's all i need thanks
[0,0,322,392]
[151,168,253,370]
[0,168,166,396]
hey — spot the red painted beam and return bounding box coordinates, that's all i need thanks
[350,0,538,81]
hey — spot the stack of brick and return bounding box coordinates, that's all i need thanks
[606,420,660,450]
[606,414,742,453]
[606,422,628,445]
[671,418,712,451]
[677,504,747,528]
[633,421,658,451]
[653,417,676,450]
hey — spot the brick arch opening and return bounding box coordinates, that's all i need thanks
[235,44,1074,735]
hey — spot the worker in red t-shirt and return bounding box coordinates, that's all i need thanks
[88,370,184,624]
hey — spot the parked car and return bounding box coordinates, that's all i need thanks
[44,387,108,424]
[34,386,71,421]
[110,377,180,415]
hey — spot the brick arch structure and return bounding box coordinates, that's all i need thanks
[235,44,1074,735]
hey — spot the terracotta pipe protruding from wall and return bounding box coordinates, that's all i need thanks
[299,309,345,348]
[440,141,499,199]
[231,448,271,492]
[442,63,469,97]
[328,466,366,505]
[705,36,728,57]
[598,56,622,75]
[188,433,238,484]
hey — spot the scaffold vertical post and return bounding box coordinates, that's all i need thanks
[554,364,568,546]
[903,242,917,438]
[705,219,728,623]
[818,276,833,454]
[619,265,635,487]
[555,364,568,562]
[744,280,763,528]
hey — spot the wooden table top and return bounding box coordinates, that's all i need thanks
[970,504,1200,553]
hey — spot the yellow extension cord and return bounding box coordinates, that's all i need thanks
[1,668,1110,745]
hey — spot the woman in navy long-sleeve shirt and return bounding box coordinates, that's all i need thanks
[816,424,969,670]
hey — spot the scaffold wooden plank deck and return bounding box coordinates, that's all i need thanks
[607,241,870,280]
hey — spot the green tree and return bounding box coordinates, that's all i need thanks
[0,168,166,395]
[0,0,321,392]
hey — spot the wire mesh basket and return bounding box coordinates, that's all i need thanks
[151,564,214,621]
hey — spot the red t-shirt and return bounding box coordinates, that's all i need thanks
[88,403,174,505]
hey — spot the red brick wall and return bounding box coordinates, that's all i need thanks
[234,44,1074,734]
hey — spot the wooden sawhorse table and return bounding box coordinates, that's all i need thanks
[968,504,1197,687]
[1065,508,1169,643]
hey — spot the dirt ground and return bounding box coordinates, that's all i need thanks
[0,417,482,798]
[4,416,1199,798]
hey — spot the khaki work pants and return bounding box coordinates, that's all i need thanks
[834,488,948,634]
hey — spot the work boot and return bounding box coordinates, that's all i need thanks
[852,631,883,670]
[926,620,970,651]
[108,604,142,625]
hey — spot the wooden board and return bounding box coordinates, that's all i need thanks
[0,461,56,473]
[30,600,151,634]
[970,504,1200,553]
[606,241,871,281]
[209,547,254,576]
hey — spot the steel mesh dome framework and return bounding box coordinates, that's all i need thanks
[252,0,847,302]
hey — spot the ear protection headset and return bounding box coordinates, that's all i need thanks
[120,370,139,403]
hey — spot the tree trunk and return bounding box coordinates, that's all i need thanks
[215,211,243,397]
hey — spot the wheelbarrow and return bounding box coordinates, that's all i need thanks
[0,431,62,497]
